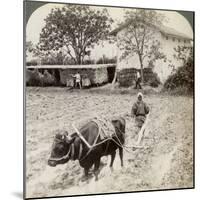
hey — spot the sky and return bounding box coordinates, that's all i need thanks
[26,3,193,61]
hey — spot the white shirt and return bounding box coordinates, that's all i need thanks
[136,72,140,79]
[74,73,81,82]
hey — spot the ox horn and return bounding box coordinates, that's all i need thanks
[63,131,69,136]
[67,135,75,144]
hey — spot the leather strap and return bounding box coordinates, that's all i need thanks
[71,143,75,160]
[78,142,83,160]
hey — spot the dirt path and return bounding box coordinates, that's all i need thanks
[26,88,193,198]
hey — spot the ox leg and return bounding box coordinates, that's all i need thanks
[94,158,101,181]
[110,151,116,171]
[84,168,89,177]
[119,147,124,167]
[80,168,89,182]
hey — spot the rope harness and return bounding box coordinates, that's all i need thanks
[49,114,149,163]
[48,138,83,162]
[73,118,126,162]
[74,115,149,160]
[48,143,71,162]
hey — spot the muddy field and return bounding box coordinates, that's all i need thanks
[25,87,194,198]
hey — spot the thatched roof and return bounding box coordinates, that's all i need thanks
[110,21,193,40]
[26,64,116,69]
[159,25,193,40]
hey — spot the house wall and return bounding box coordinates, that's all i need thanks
[116,26,192,83]
[155,34,192,82]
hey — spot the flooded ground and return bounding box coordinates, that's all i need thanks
[25,87,194,198]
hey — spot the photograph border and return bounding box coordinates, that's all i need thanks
[23,1,195,199]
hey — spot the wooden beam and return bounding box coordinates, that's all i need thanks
[135,113,150,146]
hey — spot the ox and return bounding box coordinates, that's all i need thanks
[48,117,125,181]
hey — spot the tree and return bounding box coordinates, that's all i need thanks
[115,9,166,83]
[173,45,193,65]
[164,46,193,91]
[26,41,34,57]
[37,5,113,64]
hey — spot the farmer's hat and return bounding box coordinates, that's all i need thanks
[137,92,143,99]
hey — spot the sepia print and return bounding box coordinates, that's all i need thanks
[24,1,194,199]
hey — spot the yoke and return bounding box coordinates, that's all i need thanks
[72,117,119,150]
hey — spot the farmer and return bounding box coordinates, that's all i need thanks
[73,72,82,89]
[135,70,142,89]
[131,92,149,142]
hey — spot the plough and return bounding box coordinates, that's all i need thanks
[121,112,150,150]
[135,113,150,146]
[71,113,150,153]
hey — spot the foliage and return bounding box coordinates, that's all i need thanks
[26,60,38,66]
[96,56,116,64]
[82,59,95,65]
[26,41,38,59]
[26,41,46,64]
[26,41,34,56]
[37,5,113,64]
[26,69,44,86]
[40,51,67,65]
[118,9,166,82]
[149,73,161,88]
[26,69,57,86]
[164,46,193,92]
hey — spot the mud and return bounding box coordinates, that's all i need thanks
[26,87,193,198]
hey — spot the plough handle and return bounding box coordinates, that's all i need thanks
[135,113,150,145]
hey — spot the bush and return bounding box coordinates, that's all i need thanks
[149,73,161,88]
[164,57,194,92]
[26,69,57,86]
[162,86,192,96]
[26,60,38,66]
[96,56,116,64]
[26,69,44,86]
[82,59,95,65]
[43,70,56,86]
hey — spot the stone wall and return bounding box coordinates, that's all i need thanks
[117,68,137,87]
[117,68,158,87]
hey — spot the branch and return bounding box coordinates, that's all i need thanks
[140,26,146,56]
[132,27,141,56]
[65,45,77,63]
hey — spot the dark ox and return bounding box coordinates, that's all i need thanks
[48,117,125,181]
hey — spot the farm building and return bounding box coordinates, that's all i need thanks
[117,67,158,87]
[26,64,116,87]
[110,21,193,84]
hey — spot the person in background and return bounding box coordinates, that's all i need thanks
[131,92,149,142]
[73,72,82,89]
[135,70,142,89]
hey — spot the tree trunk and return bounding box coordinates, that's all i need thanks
[140,64,144,83]
[139,55,144,83]
[112,42,119,87]
[77,53,85,65]
[112,69,117,85]
[76,55,82,65]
